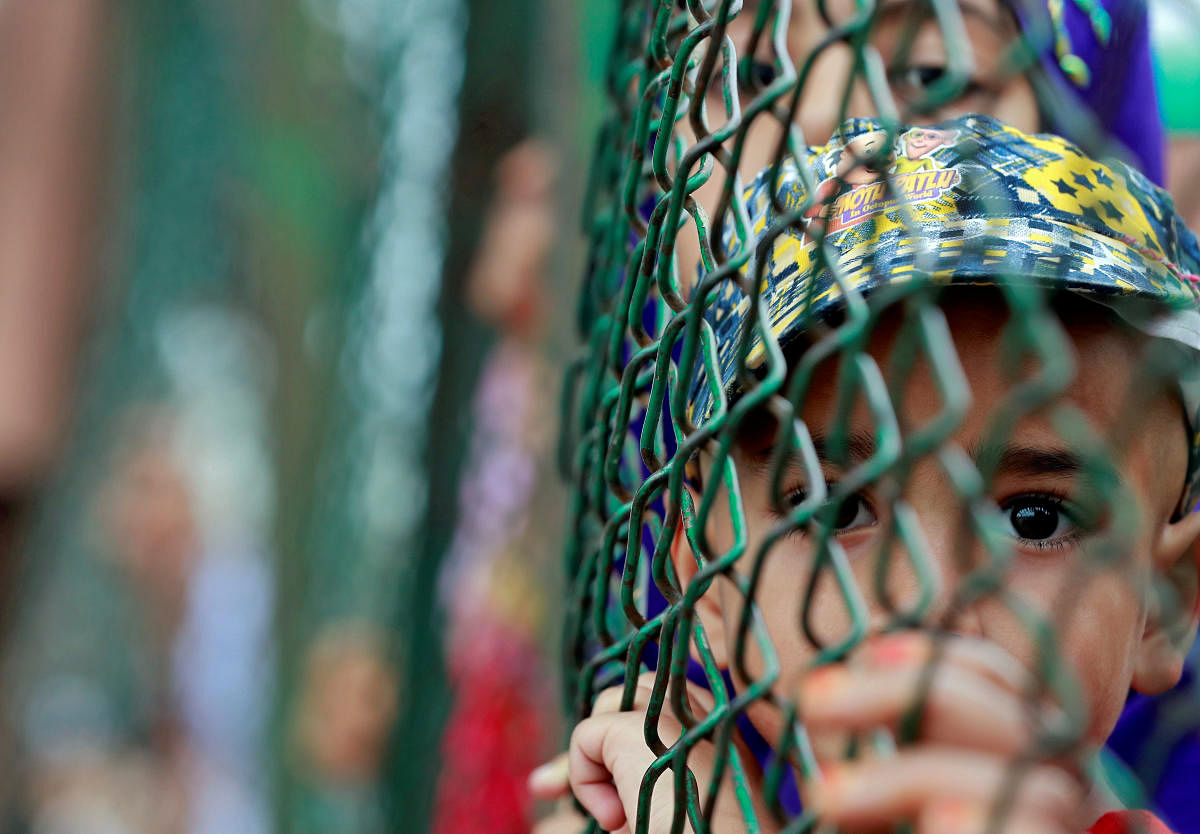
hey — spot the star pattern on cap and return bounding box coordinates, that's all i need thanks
[1072,171,1094,191]
[1094,167,1115,187]
[1080,204,1104,227]
[1054,178,1078,197]
[1100,200,1124,222]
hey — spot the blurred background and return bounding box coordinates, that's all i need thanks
[0,1,1195,834]
[0,0,604,832]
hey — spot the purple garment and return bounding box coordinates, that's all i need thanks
[1109,667,1200,832]
[1034,0,1166,184]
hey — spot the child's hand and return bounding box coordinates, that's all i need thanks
[531,671,775,833]
[534,634,1088,833]
[801,632,1088,833]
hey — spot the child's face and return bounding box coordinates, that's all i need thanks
[871,0,1039,130]
[685,294,1200,749]
[710,0,1039,137]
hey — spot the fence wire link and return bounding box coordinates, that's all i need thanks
[561,1,1200,832]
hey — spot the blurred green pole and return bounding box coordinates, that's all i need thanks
[382,0,539,829]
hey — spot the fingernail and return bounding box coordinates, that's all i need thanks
[807,762,850,815]
[806,664,849,688]
[929,798,984,833]
[944,799,977,823]
[801,665,851,706]
[862,632,925,667]
[528,758,567,793]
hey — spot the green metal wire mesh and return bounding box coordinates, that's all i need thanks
[560,1,1200,832]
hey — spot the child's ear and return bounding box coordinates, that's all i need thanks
[1132,509,1200,695]
[668,488,732,672]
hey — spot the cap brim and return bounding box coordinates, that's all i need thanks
[693,215,1198,424]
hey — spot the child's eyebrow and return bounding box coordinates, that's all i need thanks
[742,434,1088,482]
[741,429,878,475]
[970,442,1086,480]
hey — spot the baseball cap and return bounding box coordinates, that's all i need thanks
[689,114,1200,511]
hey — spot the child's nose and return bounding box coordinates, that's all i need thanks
[864,513,984,633]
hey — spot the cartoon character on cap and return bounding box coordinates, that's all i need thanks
[802,129,893,229]
[834,129,892,185]
[894,126,958,173]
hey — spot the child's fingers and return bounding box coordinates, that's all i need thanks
[591,672,658,715]
[568,698,779,833]
[798,632,1070,759]
[590,671,719,723]
[808,747,1083,832]
[854,632,1033,697]
[800,658,1045,757]
[528,752,570,800]
[916,797,1065,834]
[537,672,662,804]
[568,710,661,832]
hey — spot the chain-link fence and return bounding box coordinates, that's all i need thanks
[560,1,1200,831]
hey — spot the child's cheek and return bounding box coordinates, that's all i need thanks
[1060,572,1146,741]
[723,559,814,688]
[992,566,1144,743]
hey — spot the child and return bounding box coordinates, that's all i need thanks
[534,114,1200,833]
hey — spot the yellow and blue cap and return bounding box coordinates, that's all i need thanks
[690,114,1200,511]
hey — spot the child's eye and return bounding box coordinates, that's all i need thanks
[892,64,947,91]
[747,59,777,89]
[830,494,877,533]
[889,64,985,99]
[999,494,1080,551]
[785,488,878,534]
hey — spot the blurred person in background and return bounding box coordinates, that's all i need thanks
[20,405,272,834]
[289,623,400,834]
[432,139,561,834]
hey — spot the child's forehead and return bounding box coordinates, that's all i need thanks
[727,293,1173,459]
[796,289,1139,362]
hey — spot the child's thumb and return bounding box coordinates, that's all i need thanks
[528,752,570,799]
